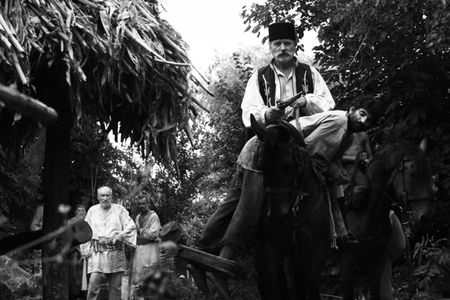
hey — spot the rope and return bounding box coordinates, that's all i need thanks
[324,187,339,250]
[400,153,415,300]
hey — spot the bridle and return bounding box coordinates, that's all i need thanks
[262,123,309,219]
[385,152,416,227]
[383,152,422,300]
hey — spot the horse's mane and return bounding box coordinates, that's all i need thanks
[265,120,305,147]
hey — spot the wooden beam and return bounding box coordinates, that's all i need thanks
[176,244,246,279]
[0,84,58,125]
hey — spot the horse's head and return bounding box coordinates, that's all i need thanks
[250,115,307,218]
[381,139,435,224]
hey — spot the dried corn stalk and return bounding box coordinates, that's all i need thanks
[0,0,210,163]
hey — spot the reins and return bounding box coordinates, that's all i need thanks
[262,117,314,228]
[396,153,415,300]
[264,141,309,219]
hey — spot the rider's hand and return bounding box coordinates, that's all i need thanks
[265,107,283,124]
[290,96,307,109]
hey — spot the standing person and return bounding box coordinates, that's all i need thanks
[30,203,44,231]
[199,21,335,260]
[69,204,87,224]
[340,131,373,212]
[342,131,373,183]
[68,204,87,300]
[241,22,335,137]
[80,186,136,300]
[130,197,161,299]
[342,131,373,164]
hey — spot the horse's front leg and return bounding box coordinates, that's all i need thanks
[303,242,328,300]
[284,256,297,299]
[368,249,387,300]
[342,251,357,300]
[256,240,287,300]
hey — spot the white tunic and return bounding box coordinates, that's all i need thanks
[241,61,335,127]
[80,203,136,274]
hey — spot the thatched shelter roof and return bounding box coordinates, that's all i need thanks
[0,0,207,161]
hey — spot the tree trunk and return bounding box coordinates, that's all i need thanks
[36,60,73,299]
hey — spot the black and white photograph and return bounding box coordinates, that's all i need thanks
[0,0,448,299]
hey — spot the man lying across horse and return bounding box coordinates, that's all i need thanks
[194,99,380,297]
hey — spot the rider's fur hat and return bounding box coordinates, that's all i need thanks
[268,22,297,42]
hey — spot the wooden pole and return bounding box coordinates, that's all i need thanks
[0,84,58,124]
[35,59,72,300]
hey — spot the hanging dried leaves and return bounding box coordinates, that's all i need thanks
[0,0,209,162]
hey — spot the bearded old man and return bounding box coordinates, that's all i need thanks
[81,186,136,300]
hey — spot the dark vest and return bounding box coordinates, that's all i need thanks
[245,62,315,141]
[257,62,314,107]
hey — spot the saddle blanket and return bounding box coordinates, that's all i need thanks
[237,136,262,173]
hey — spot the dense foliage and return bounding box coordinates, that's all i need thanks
[0,148,42,236]
[69,117,140,206]
[196,46,269,192]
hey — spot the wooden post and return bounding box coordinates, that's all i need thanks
[35,60,73,299]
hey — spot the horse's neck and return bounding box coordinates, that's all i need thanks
[363,158,394,228]
[299,163,327,216]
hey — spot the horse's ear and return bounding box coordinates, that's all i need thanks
[250,114,266,141]
[419,138,427,153]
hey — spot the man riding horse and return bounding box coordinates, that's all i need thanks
[194,22,381,297]
[199,21,335,255]
[198,23,372,259]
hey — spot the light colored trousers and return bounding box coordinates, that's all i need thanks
[130,243,160,299]
[87,271,123,300]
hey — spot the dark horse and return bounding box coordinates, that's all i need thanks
[342,139,434,299]
[250,116,330,300]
